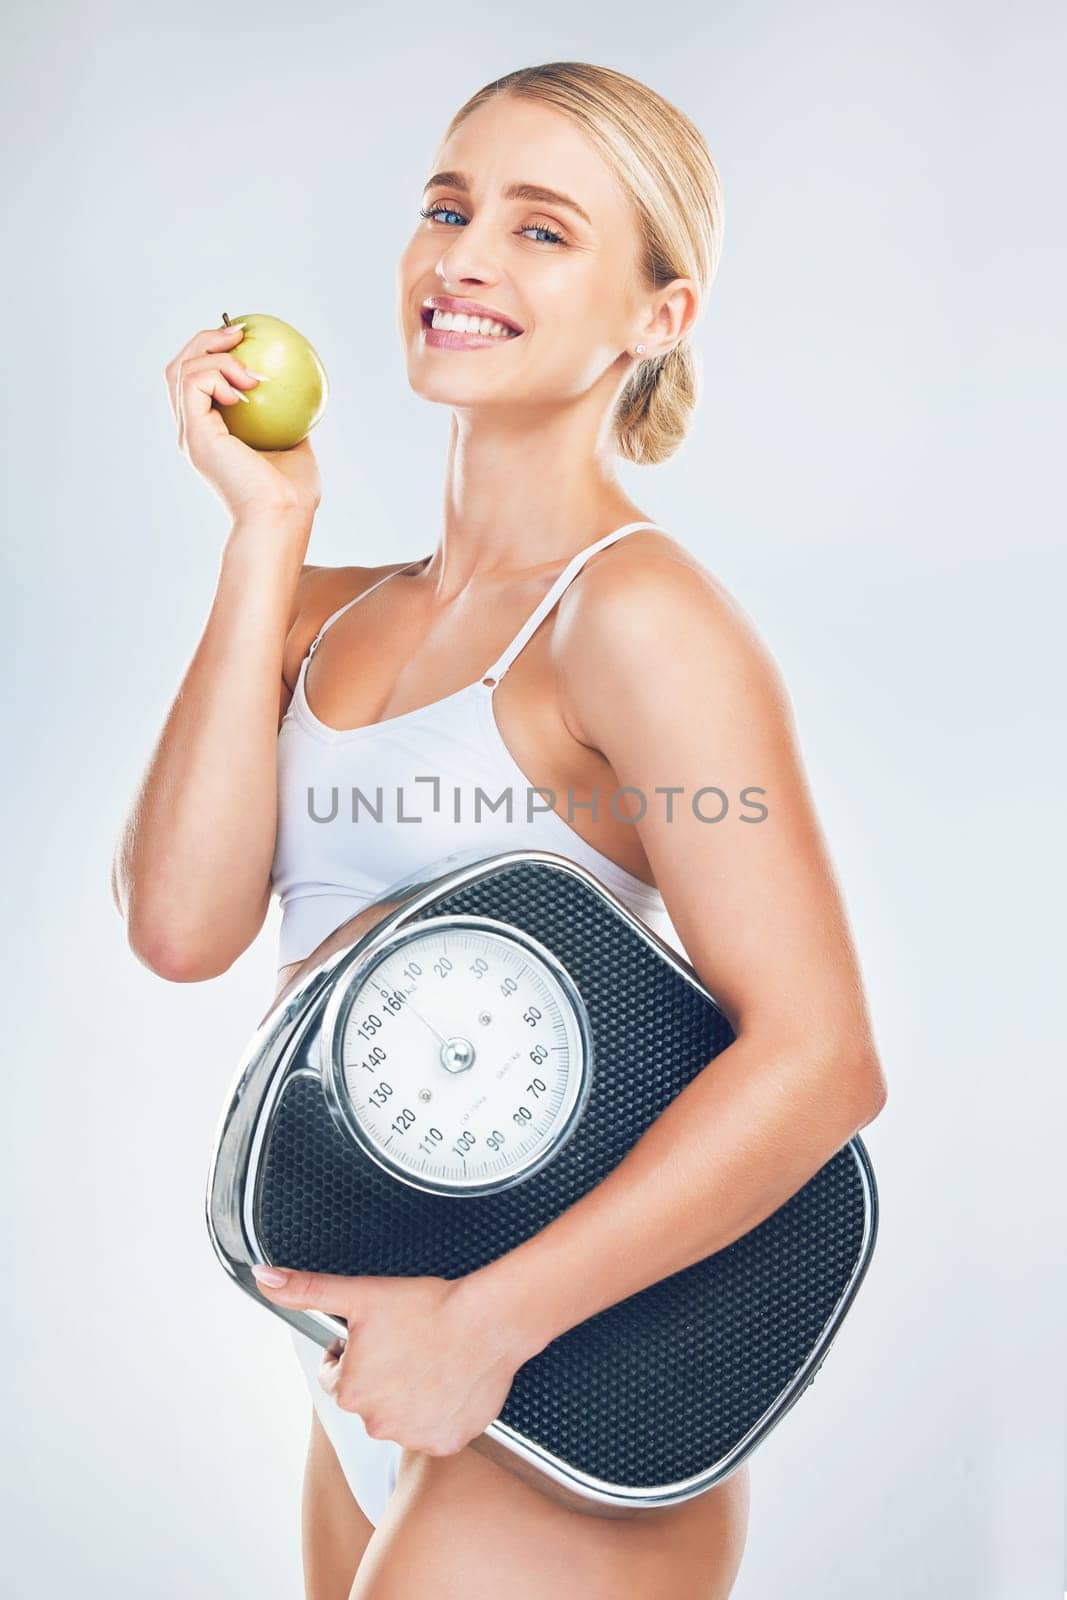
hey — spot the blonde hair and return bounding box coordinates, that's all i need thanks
[443,62,724,466]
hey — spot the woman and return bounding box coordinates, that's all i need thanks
[114,61,887,1600]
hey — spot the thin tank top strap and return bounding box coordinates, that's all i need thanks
[484,521,663,684]
[306,559,426,659]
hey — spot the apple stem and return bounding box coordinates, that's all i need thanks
[221,312,231,326]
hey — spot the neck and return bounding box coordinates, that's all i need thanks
[428,399,648,594]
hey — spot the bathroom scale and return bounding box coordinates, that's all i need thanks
[206,847,879,1517]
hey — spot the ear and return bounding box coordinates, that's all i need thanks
[638,277,700,356]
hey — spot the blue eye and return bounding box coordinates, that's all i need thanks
[522,223,566,245]
[419,204,465,226]
[418,204,567,246]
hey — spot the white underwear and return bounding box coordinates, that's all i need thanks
[290,1325,401,1527]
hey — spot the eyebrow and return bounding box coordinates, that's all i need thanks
[422,170,593,228]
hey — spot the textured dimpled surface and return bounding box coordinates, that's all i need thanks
[255,859,871,1488]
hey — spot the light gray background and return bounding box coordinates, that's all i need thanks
[2,2,1062,1595]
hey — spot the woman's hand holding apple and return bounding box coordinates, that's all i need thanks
[164,322,322,523]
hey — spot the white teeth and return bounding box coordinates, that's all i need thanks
[428,308,518,338]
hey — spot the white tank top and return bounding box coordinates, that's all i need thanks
[271,521,684,969]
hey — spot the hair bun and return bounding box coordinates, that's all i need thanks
[615,341,701,466]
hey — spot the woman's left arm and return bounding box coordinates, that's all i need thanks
[461,545,889,1357]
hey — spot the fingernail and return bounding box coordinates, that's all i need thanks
[252,1264,288,1286]
[224,322,247,333]
[247,370,271,381]
[235,390,250,402]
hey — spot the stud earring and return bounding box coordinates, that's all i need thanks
[635,343,646,355]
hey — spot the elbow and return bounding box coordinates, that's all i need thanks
[124,913,237,984]
[791,1026,887,1138]
[131,933,231,983]
[141,944,234,984]
[855,1080,887,1131]
[842,1045,889,1130]
[116,867,257,980]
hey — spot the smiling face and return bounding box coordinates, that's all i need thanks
[396,94,654,423]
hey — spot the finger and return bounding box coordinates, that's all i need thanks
[250,1265,363,1316]
[179,351,265,402]
[317,1340,343,1400]
[211,376,251,407]
[181,350,265,387]
[165,322,248,419]
[177,357,259,441]
[177,363,234,447]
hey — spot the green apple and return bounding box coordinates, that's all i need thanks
[217,311,329,450]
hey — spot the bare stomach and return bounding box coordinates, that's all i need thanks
[273,958,303,1003]
[263,894,407,1023]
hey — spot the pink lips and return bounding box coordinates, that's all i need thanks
[422,297,524,333]
[423,322,521,350]
[420,298,524,349]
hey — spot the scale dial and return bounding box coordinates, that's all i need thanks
[321,918,592,1195]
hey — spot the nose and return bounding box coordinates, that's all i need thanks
[434,215,501,290]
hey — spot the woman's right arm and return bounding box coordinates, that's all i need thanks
[111,320,324,981]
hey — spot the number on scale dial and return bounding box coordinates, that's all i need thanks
[326,922,591,1195]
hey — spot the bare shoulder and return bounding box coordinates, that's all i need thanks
[556,529,790,739]
[282,559,417,689]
